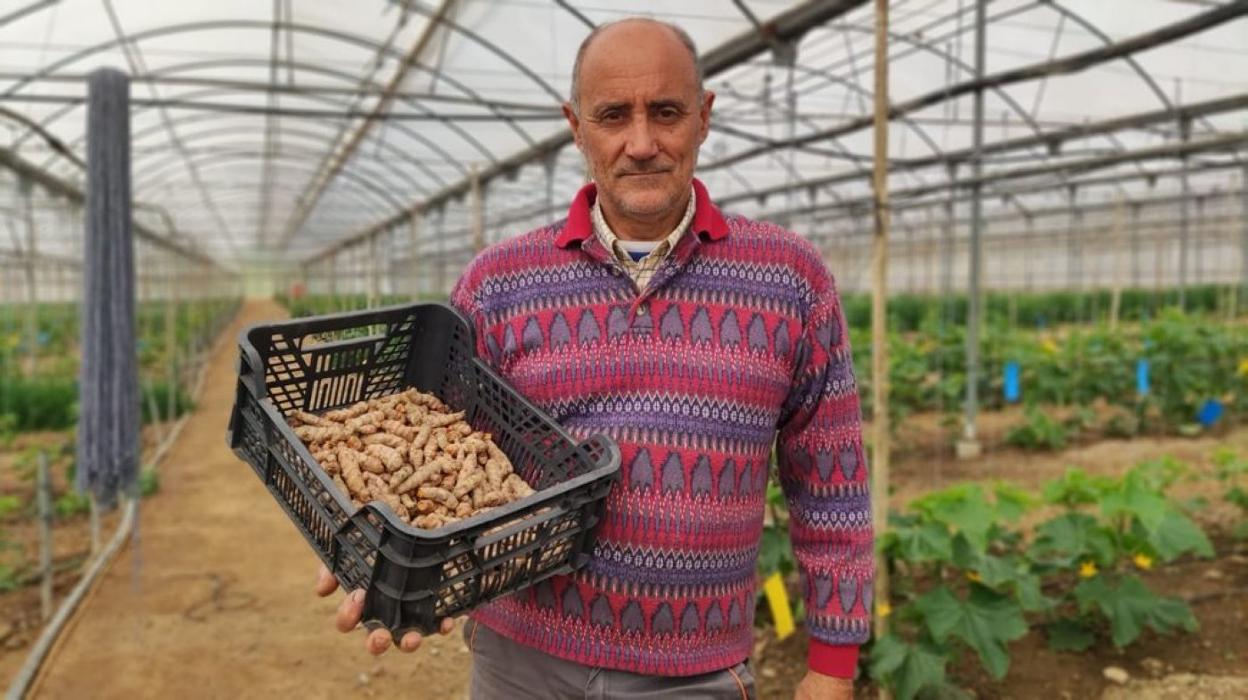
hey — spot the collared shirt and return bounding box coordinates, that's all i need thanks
[590,186,696,291]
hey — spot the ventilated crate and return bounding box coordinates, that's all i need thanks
[226,302,620,636]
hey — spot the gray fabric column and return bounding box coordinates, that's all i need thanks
[76,68,139,508]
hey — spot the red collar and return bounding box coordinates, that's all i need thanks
[554,177,729,248]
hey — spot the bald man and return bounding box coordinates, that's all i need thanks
[323,18,873,700]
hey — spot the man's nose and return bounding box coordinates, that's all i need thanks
[623,117,659,161]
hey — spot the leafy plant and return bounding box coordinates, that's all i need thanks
[870,461,1211,698]
[1212,448,1248,539]
[1005,406,1068,450]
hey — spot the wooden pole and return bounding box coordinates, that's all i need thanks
[870,0,892,649]
[88,493,100,558]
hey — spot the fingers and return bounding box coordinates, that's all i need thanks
[315,565,339,597]
[439,617,456,635]
[366,627,392,656]
[399,631,424,652]
[336,589,366,633]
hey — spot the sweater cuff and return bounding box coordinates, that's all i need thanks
[807,640,859,678]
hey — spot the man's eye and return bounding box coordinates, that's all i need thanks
[601,111,624,123]
[657,108,680,120]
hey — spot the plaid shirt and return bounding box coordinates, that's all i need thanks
[591,186,696,291]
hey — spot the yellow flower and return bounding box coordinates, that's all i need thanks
[1078,561,1098,578]
[1041,337,1059,356]
[877,602,892,618]
[1133,553,1154,571]
[966,570,982,583]
[1238,358,1248,378]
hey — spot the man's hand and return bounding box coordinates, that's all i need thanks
[795,670,852,700]
[316,564,455,655]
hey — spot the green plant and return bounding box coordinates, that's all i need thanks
[139,466,160,497]
[54,491,90,518]
[870,462,1212,698]
[0,413,17,449]
[0,494,23,519]
[1005,406,1068,450]
[1212,448,1248,539]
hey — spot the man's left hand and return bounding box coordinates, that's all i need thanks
[795,670,853,700]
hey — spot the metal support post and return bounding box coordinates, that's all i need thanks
[958,0,986,459]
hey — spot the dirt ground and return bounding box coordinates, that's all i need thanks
[10,300,472,699]
[1,299,1246,699]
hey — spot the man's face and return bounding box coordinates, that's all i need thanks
[563,23,714,230]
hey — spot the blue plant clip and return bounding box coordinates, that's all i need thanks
[1004,361,1021,403]
[1197,399,1224,428]
[1136,359,1150,396]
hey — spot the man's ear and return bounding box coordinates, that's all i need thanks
[697,90,716,144]
[562,102,583,150]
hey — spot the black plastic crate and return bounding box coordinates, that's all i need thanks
[226,302,620,637]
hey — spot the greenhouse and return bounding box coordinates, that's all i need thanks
[1,0,1246,697]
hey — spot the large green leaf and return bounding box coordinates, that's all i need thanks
[1101,470,1167,531]
[992,482,1037,522]
[1029,512,1116,567]
[950,535,1052,613]
[1041,468,1112,507]
[916,585,1027,679]
[1139,510,1215,562]
[757,525,794,575]
[1075,575,1198,648]
[869,634,948,700]
[892,521,956,564]
[911,485,995,552]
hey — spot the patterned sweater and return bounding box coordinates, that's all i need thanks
[450,178,874,678]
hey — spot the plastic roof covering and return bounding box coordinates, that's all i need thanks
[1,0,1246,267]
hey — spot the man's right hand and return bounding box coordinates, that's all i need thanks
[316,564,456,655]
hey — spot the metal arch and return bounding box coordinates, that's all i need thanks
[1043,0,1241,164]
[138,57,496,166]
[149,189,387,231]
[129,147,426,208]
[93,114,443,179]
[131,154,410,234]
[2,20,540,151]
[702,3,1248,191]
[405,1,564,103]
[702,18,1048,173]
[131,148,419,209]
[11,59,502,175]
[117,118,448,189]
[723,62,951,196]
[42,83,456,188]
[720,93,1248,207]
[123,132,431,203]
[0,1,59,30]
[552,0,595,30]
[1043,1,1174,115]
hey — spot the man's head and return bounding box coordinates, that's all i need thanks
[563,18,715,238]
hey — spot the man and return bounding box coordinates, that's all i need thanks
[318,17,873,699]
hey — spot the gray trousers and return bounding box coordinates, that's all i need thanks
[464,619,757,700]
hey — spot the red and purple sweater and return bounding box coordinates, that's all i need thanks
[450,179,874,678]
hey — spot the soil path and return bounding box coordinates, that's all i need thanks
[30,300,469,699]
